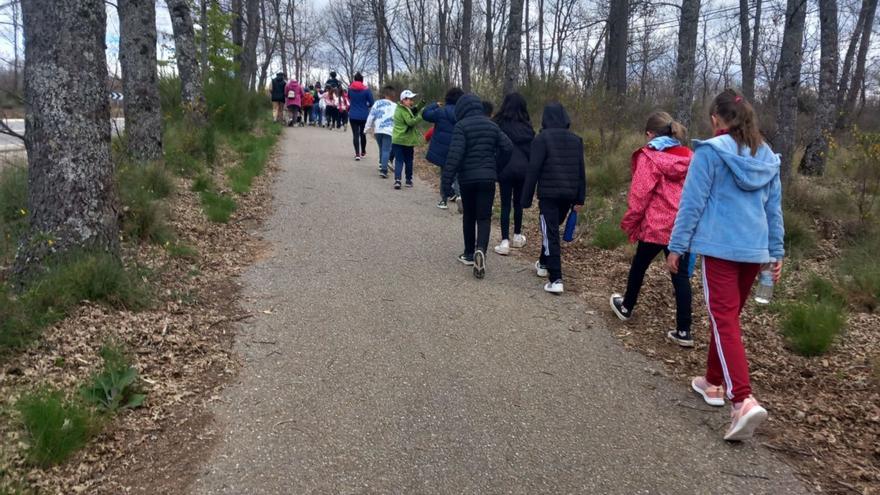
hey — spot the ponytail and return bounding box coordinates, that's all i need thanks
[710,88,763,156]
[645,111,687,143]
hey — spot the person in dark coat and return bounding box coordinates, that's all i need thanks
[326,71,341,89]
[270,72,287,123]
[492,92,534,256]
[423,87,463,209]
[521,102,586,294]
[442,93,514,279]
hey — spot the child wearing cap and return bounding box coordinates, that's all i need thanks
[391,89,424,189]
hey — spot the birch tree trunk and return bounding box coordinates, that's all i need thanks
[166,0,206,117]
[118,0,163,161]
[17,0,119,273]
[799,0,838,176]
[502,0,525,93]
[604,0,628,95]
[773,0,808,185]
[461,0,473,91]
[674,0,701,127]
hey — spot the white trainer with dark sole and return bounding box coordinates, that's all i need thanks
[473,250,486,279]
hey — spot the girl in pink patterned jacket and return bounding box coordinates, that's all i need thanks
[610,111,695,348]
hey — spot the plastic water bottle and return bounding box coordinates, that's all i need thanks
[754,260,775,304]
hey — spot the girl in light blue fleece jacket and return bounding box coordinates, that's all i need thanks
[666,89,784,442]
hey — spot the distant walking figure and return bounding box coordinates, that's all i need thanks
[347,72,375,160]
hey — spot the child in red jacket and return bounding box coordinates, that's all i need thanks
[610,111,695,348]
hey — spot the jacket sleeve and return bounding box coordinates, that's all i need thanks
[576,139,586,205]
[367,90,375,108]
[668,146,715,255]
[401,106,423,128]
[365,106,377,131]
[442,124,466,198]
[620,152,660,242]
[765,174,785,260]
[422,102,441,123]
[497,129,514,170]
[521,134,546,209]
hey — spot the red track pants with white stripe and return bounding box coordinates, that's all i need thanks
[702,256,761,404]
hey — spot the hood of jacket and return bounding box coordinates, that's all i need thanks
[637,147,691,181]
[694,135,780,191]
[541,103,570,129]
[349,81,367,91]
[454,94,484,121]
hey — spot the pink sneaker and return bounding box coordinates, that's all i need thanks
[691,376,725,407]
[724,396,768,441]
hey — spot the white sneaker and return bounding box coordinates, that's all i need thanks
[511,234,527,248]
[724,397,768,441]
[544,280,564,294]
[494,239,510,255]
[535,261,549,278]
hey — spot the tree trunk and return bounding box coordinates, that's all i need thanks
[739,0,754,98]
[604,0,628,95]
[799,0,838,176]
[274,0,289,75]
[773,0,808,185]
[17,0,119,273]
[838,0,876,128]
[461,0,473,91]
[200,0,209,75]
[485,0,495,77]
[166,0,206,117]
[239,0,261,90]
[837,0,865,110]
[502,0,525,93]
[524,0,531,80]
[118,0,163,161]
[232,0,244,74]
[674,0,701,127]
[537,0,544,80]
[257,0,275,91]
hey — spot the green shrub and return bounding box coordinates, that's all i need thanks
[783,210,817,258]
[16,388,94,466]
[166,241,198,260]
[200,191,236,223]
[782,301,845,356]
[804,274,845,308]
[117,162,175,243]
[226,132,275,194]
[80,344,145,413]
[205,76,266,133]
[592,208,628,250]
[587,160,628,198]
[191,174,212,193]
[837,231,880,310]
[0,163,28,263]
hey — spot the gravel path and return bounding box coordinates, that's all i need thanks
[191,127,807,494]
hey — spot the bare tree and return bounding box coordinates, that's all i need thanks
[257,0,276,90]
[604,0,628,95]
[325,0,375,82]
[18,0,119,273]
[837,0,877,128]
[773,0,808,184]
[462,0,473,91]
[502,0,525,93]
[739,0,762,99]
[166,0,206,116]
[799,0,838,176]
[118,0,163,161]
[675,0,701,127]
[241,0,262,89]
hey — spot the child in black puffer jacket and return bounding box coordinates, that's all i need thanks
[492,92,535,256]
[442,93,513,279]
[521,102,586,294]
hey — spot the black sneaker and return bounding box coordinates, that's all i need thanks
[473,250,486,279]
[667,329,695,348]
[394,180,402,189]
[436,200,448,209]
[458,253,475,265]
[379,171,388,179]
[448,194,460,202]
[405,180,414,188]
[610,294,632,321]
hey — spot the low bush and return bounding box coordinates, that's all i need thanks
[592,208,628,250]
[80,343,145,413]
[165,241,198,260]
[191,174,212,193]
[783,209,817,258]
[837,230,880,311]
[200,191,236,223]
[16,388,94,467]
[227,132,277,194]
[0,163,28,264]
[117,162,175,244]
[782,301,845,356]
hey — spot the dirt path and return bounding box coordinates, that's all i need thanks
[190,127,808,494]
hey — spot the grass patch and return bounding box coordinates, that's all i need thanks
[587,160,628,198]
[0,163,28,264]
[16,388,94,467]
[837,231,880,311]
[165,241,198,260]
[591,207,628,250]
[80,343,145,413]
[226,128,279,194]
[782,301,845,356]
[200,191,236,223]
[117,162,175,244]
[783,209,817,259]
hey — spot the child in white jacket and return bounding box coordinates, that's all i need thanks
[365,85,398,178]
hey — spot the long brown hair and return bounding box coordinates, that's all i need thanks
[709,88,763,156]
[645,111,687,143]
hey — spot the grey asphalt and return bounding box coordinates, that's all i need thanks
[0,119,125,151]
[191,127,807,494]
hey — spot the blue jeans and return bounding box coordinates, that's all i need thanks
[392,144,414,182]
[375,134,392,173]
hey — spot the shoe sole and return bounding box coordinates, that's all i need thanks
[458,258,475,266]
[667,331,695,348]
[494,247,510,255]
[535,263,548,278]
[609,294,630,321]
[724,406,768,441]
[544,285,563,294]
[473,251,486,279]
[691,379,725,407]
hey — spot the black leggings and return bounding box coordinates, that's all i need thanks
[350,119,367,155]
[499,178,524,240]
[325,106,338,128]
[460,181,496,256]
[622,241,693,332]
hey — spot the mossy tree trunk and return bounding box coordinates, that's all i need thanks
[16,0,119,274]
[166,0,206,120]
[119,0,163,161]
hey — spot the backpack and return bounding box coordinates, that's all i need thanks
[303,92,314,107]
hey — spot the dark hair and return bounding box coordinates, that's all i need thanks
[645,111,686,142]
[444,87,464,105]
[493,92,530,124]
[330,71,337,78]
[354,72,364,82]
[710,88,763,156]
[382,85,396,98]
[481,100,494,117]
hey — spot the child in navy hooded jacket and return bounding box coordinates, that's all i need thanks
[667,89,784,442]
